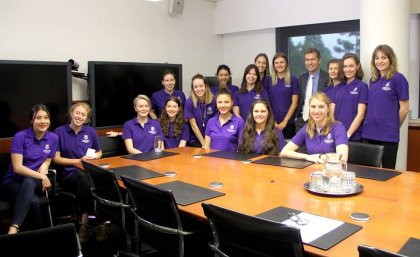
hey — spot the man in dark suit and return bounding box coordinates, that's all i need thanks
[295,48,329,132]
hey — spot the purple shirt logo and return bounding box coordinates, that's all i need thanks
[43,144,51,154]
[285,84,291,88]
[324,133,334,144]
[254,94,261,100]
[350,88,359,95]
[149,126,157,135]
[227,125,236,133]
[82,134,90,144]
[382,82,391,91]
[207,107,214,115]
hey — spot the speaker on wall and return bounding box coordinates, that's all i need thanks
[169,0,184,14]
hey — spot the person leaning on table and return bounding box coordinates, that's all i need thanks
[280,92,348,163]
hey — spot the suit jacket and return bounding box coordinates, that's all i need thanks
[296,69,329,119]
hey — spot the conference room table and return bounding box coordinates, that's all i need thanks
[78,147,420,257]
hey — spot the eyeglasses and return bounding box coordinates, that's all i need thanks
[288,212,310,226]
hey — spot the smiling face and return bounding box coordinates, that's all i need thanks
[70,105,88,127]
[165,100,180,120]
[32,110,50,134]
[328,62,340,80]
[192,78,206,99]
[134,99,150,118]
[162,73,176,93]
[246,67,258,86]
[309,97,329,123]
[343,57,359,82]
[252,102,268,125]
[374,50,390,75]
[255,56,267,74]
[274,56,287,74]
[304,52,321,74]
[216,93,233,114]
[217,69,230,86]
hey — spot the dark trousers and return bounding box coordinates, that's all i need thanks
[59,170,93,214]
[3,177,43,228]
[362,139,399,169]
[294,117,307,134]
[282,123,296,139]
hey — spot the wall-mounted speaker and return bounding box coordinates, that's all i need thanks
[169,0,184,15]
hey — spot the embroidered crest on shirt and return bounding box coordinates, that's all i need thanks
[285,84,291,88]
[227,125,236,133]
[350,87,359,95]
[254,94,261,100]
[43,144,51,154]
[324,133,334,144]
[149,126,157,135]
[82,134,90,143]
[382,82,391,91]
[207,106,214,115]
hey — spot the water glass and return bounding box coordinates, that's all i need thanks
[310,171,323,192]
[154,135,163,153]
[342,171,356,193]
[328,176,342,193]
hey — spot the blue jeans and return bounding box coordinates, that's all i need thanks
[3,177,43,228]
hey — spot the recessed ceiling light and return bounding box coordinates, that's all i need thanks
[145,0,162,2]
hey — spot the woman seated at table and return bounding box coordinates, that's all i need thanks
[53,102,104,242]
[204,88,244,151]
[280,92,348,163]
[159,96,189,148]
[2,104,58,234]
[122,94,164,153]
[238,99,286,155]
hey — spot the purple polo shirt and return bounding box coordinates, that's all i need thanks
[54,124,101,178]
[233,89,270,120]
[205,114,244,151]
[122,117,164,152]
[266,76,300,124]
[323,84,336,101]
[151,89,186,117]
[163,122,190,149]
[3,128,58,185]
[184,97,218,142]
[291,122,348,154]
[210,84,239,96]
[362,72,409,142]
[252,128,286,154]
[331,79,368,141]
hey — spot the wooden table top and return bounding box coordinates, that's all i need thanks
[78,147,420,257]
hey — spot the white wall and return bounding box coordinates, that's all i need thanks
[0,0,223,100]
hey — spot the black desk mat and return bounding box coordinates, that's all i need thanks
[156,180,225,206]
[252,156,313,169]
[398,237,420,257]
[111,165,164,180]
[256,206,362,250]
[121,151,179,162]
[202,150,261,161]
[347,164,402,181]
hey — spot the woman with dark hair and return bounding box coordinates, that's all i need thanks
[150,69,186,119]
[254,53,270,84]
[280,92,348,163]
[210,64,239,96]
[265,52,299,139]
[331,53,368,141]
[2,104,58,234]
[362,44,409,169]
[53,102,104,242]
[204,88,244,151]
[233,64,270,120]
[184,74,218,147]
[323,58,343,100]
[238,99,285,155]
[160,96,189,148]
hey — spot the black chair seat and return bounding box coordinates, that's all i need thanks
[358,244,408,257]
[348,141,384,167]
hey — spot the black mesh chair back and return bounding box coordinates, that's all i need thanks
[348,141,384,167]
[99,135,127,158]
[202,203,305,257]
[122,176,196,257]
[0,223,81,257]
[358,244,408,257]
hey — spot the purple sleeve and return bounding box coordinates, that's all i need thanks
[91,131,101,151]
[233,91,240,107]
[47,133,59,158]
[184,98,195,119]
[121,120,132,140]
[151,93,158,111]
[359,82,369,104]
[395,73,409,100]
[333,122,348,146]
[291,126,306,147]
[262,90,270,105]
[205,118,213,136]
[181,123,190,141]
[10,131,25,155]
[180,92,187,107]
[276,128,286,151]
[291,76,300,95]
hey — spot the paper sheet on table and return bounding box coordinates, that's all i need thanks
[281,212,344,243]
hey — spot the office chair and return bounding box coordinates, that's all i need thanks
[81,160,133,251]
[98,135,127,158]
[0,223,82,257]
[348,141,384,167]
[122,176,208,257]
[358,244,408,257]
[202,202,305,257]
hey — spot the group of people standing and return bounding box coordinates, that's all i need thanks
[2,44,408,239]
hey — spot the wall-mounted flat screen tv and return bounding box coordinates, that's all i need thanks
[88,61,182,128]
[0,60,72,138]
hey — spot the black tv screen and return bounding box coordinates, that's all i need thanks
[0,60,72,138]
[88,61,182,128]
